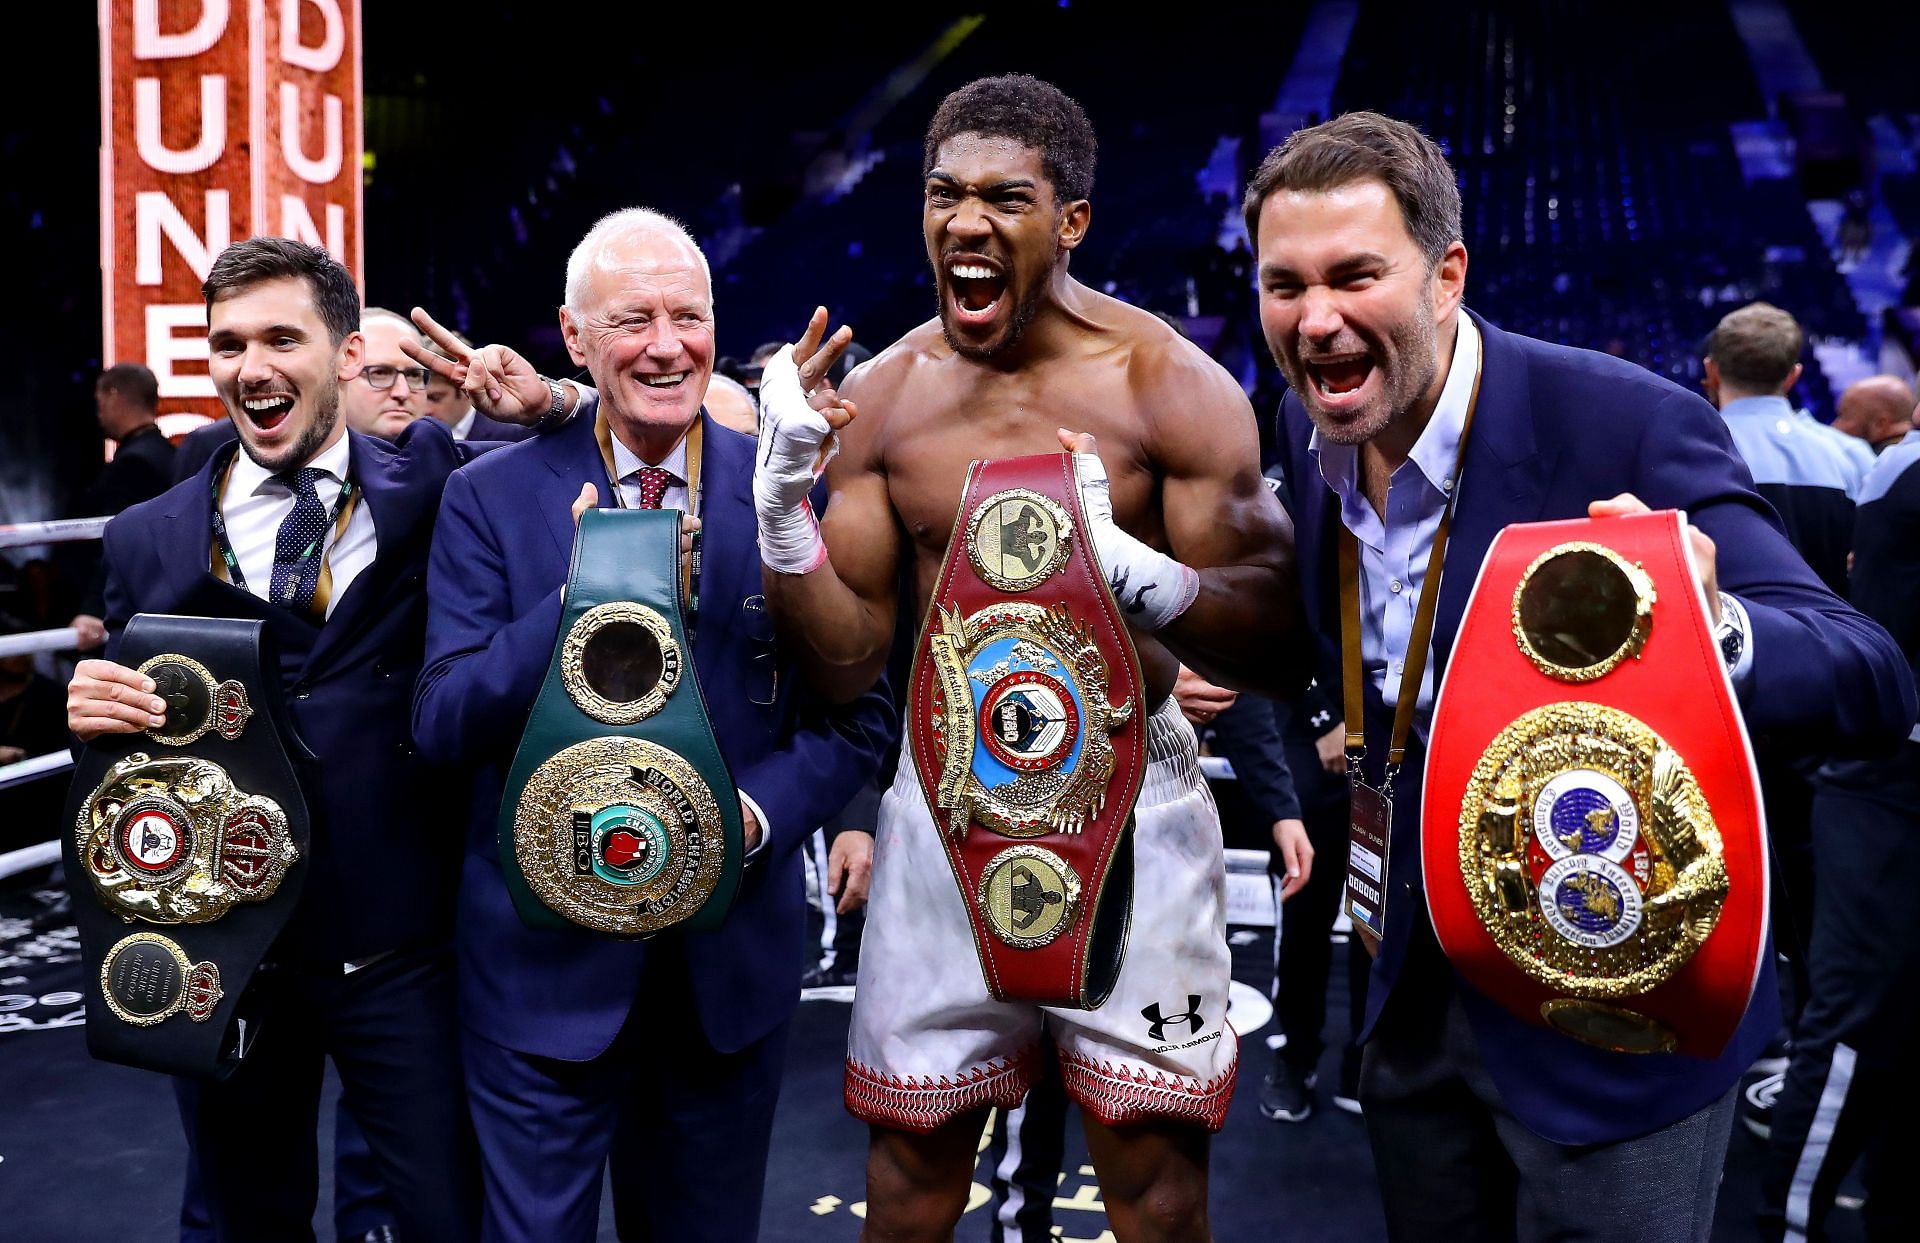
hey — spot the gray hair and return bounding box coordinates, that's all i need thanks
[564,208,711,313]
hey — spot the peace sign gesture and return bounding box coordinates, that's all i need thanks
[398,306,560,425]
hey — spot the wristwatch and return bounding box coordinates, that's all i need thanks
[1714,591,1747,672]
[538,378,574,428]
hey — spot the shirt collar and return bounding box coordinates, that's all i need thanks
[1309,312,1481,499]
[451,409,477,440]
[229,427,352,498]
[1719,394,1794,421]
[610,423,690,485]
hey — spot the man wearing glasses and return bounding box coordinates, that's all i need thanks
[343,307,433,439]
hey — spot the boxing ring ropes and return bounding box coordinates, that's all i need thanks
[0,516,1272,919]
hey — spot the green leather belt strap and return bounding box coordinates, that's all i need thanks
[498,508,744,937]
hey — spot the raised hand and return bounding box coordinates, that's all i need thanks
[400,306,558,425]
[754,308,858,575]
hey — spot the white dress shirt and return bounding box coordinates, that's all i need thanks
[218,432,374,619]
[450,409,478,441]
[1311,314,1482,738]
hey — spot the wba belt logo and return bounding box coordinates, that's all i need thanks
[1142,994,1204,1043]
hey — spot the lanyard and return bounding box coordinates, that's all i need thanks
[209,447,359,618]
[1338,357,1483,789]
[594,407,704,624]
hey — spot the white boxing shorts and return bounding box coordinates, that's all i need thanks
[846,698,1236,1133]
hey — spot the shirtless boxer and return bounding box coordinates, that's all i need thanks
[754,75,1306,1242]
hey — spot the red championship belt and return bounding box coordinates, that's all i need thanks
[1423,510,1767,1056]
[908,454,1146,1007]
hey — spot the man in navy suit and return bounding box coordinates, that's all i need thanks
[410,207,895,1243]
[65,237,558,1240]
[1245,113,1916,1240]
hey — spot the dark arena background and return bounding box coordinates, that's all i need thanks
[3,1,1917,1239]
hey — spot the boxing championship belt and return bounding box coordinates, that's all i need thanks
[909,453,1146,1008]
[498,507,744,937]
[1423,510,1767,1056]
[61,614,310,1078]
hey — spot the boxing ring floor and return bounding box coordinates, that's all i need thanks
[0,872,1858,1242]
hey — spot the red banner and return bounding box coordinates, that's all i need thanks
[100,0,362,433]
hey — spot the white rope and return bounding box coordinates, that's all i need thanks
[0,840,61,882]
[0,750,73,792]
[0,628,83,659]
[0,516,111,549]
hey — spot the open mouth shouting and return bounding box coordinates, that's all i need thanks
[944,253,1008,328]
[1301,350,1378,411]
[240,390,298,433]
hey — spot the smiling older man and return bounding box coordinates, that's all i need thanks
[410,207,894,1243]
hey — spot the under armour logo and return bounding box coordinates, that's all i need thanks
[1141,994,1204,1042]
[1108,566,1158,616]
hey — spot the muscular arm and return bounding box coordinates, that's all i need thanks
[1144,352,1310,697]
[761,367,903,703]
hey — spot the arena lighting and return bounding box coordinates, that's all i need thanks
[98,0,363,432]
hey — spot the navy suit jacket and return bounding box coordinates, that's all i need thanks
[413,398,896,1061]
[1274,312,1916,1144]
[101,418,478,962]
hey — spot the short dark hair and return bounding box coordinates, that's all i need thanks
[1242,111,1462,266]
[201,236,360,345]
[1707,302,1803,391]
[96,362,158,411]
[923,74,1097,204]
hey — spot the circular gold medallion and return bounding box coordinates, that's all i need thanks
[1511,542,1655,682]
[561,603,683,725]
[513,737,725,936]
[139,654,218,745]
[978,845,1082,949]
[1540,998,1679,1054]
[99,931,223,1026]
[967,490,1073,593]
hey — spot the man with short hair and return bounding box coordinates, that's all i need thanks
[64,237,552,1241]
[66,363,178,649]
[755,74,1308,1243]
[1833,373,1918,455]
[1704,303,1858,593]
[1247,110,1913,1241]
[341,307,431,439]
[410,207,894,1242]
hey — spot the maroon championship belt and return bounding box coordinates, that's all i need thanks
[908,454,1147,1008]
[1423,511,1768,1056]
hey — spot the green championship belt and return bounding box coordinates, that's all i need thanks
[497,507,745,936]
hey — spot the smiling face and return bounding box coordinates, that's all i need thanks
[342,316,429,440]
[1256,178,1466,446]
[207,277,361,474]
[560,230,714,452]
[925,134,1085,360]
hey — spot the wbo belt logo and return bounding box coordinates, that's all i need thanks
[1142,994,1204,1042]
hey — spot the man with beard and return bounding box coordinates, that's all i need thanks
[1248,112,1914,1240]
[754,75,1307,1242]
[64,237,559,1240]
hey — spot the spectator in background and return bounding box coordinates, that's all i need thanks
[703,373,760,436]
[419,319,531,443]
[1704,303,1857,594]
[65,363,177,649]
[1832,374,1917,455]
[741,340,784,398]
[341,308,431,439]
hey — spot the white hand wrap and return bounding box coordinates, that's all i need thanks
[1071,451,1199,631]
[753,345,835,575]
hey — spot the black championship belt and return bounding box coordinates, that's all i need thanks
[498,508,745,937]
[908,453,1147,1008]
[61,614,311,1078]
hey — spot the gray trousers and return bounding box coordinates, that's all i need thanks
[1361,974,1735,1243]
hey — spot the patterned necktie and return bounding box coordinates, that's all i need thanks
[631,465,675,510]
[268,467,329,614]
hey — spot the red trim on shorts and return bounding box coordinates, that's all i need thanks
[1057,1047,1238,1132]
[844,1046,1040,1133]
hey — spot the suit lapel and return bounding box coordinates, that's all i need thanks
[541,394,616,561]
[1434,313,1551,678]
[305,433,432,671]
